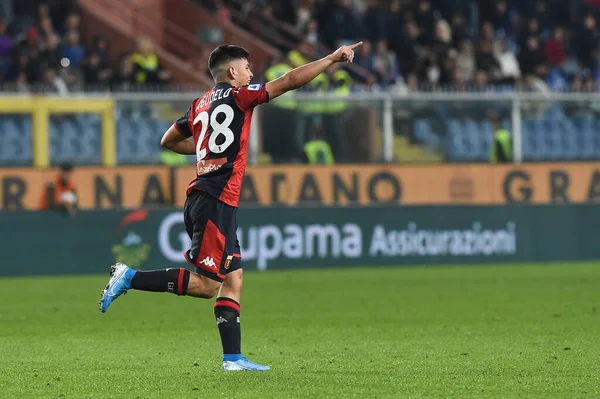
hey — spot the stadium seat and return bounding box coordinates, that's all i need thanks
[414,119,441,152]
[446,119,468,161]
[559,119,579,160]
[0,116,33,165]
[117,117,165,164]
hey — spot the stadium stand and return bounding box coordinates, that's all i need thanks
[1,0,600,165]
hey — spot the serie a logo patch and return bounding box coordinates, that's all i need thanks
[248,84,262,91]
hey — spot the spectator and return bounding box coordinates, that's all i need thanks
[42,67,68,95]
[489,113,513,163]
[544,27,566,67]
[61,12,80,37]
[455,40,475,81]
[39,34,61,70]
[573,14,599,72]
[519,18,541,50]
[91,35,112,71]
[480,21,501,54]
[60,31,85,68]
[362,0,386,43]
[296,1,312,31]
[452,66,469,90]
[421,53,441,86]
[304,19,320,45]
[518,36,548,79]
[0,19,13,59]
[387,0,406,55]
[415,0,437,45]
[495,39,521,83]
[432,19,452,60]
[583,75,597,91]
[7,50,29,82]
[83,52,112,89]
[532,0,553,33]
[473,70,491,91]
[15,72,29,93]
[288,40,316,67]
[570,74,583,92]
[39,162,78,217]
[450,13,469,48]
[404,73,419,92]
[303,129,335,165]
[439,50,456,86]
[475,41,501,78]
[33,17,58,52]
[372,39,399,85]
[112,54,136,91]
[354,39,375,72]
[319,0,361,48]
[490,0,511,32]
[130,38,171,87]
[396,20,424,77]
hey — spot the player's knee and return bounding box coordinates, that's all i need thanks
[223,269,243,291]
[201,276,222,299]
[198,285,219,299]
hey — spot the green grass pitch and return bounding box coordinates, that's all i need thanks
[1,262,599,398]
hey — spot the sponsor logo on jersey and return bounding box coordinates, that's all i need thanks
[199,256,217,268]
[197,158,227,176]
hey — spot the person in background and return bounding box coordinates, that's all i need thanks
[262,55,298,163]
[489,114,513,163]
[323,62,351,161]
[40,162,78,217]
[60,31,85,68]
[130,38,171,87]
[304,129,335,165]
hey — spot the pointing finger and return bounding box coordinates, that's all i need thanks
[349,41,364,50]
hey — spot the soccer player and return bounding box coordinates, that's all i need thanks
[99,41,363,371]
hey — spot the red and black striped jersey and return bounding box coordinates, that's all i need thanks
[173,82,269,207]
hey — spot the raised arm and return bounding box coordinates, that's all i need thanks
[265,41,363,100]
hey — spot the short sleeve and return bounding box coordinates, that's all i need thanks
[173,106,192,137]
[233,84,270,112]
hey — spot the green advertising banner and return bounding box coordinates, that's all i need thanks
[1,205,599,276]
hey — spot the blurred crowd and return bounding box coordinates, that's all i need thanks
[3,0,600,93]
[230,0,600,92]
[0,0,171,93]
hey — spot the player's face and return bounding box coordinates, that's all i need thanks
[230,58,253,87]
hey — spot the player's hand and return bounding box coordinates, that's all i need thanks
[328,41,363,63]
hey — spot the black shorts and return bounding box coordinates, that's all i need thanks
[183,189,242,282]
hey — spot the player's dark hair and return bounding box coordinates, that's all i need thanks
[208,45,250,80]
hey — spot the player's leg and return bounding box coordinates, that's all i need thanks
[98,263,221,313]
[214,216,269,371]
[128,189,226,299]
[99,190,222,312]
[130,267,220,298]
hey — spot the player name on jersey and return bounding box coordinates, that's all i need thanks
[197,88,232,109]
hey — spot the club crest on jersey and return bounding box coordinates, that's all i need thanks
[247,84,262,91]
[225,255,233,270]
